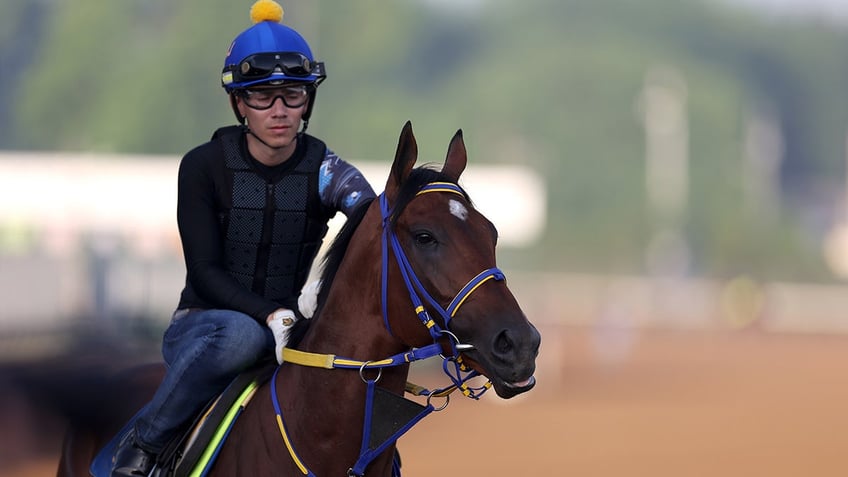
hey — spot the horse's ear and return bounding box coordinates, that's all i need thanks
[441,129,467,182]
[385,120,417,201]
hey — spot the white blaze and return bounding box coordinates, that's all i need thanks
[449,199,468,221]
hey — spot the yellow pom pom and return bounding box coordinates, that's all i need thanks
[250,0,284,24]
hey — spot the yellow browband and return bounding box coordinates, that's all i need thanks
[415,181,465,197]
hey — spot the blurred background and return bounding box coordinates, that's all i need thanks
[2,0,848,475]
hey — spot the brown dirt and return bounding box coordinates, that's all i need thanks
[399,326,848,476]
[7,326,848,476]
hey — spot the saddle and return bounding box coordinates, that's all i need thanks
[89,363,276,477]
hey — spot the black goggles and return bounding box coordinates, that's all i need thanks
[232,52,325,82]
[238,85,312,110]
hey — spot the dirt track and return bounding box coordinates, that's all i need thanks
[399,326,848,476]
[8,326,848,476]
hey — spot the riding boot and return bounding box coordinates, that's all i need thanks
[111,430,157,477]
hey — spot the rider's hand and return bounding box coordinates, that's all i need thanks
[267,308,297,364]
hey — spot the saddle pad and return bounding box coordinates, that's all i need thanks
[90,364,275,477]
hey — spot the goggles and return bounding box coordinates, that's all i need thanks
[238,84,312,110]
[228,52,325,83]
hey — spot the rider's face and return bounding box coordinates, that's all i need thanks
[237,85,308,154]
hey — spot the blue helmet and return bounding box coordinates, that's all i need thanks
[221,21,326,92]
[222,1,326,127]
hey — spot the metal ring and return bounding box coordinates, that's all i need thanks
[358,361,383,383]
[437,330,474,359]
[426,391,451,412]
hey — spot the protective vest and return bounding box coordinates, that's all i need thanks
[217,126,333,303]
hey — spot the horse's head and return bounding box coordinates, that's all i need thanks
[382,121,541,399]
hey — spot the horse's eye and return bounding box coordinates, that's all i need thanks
[414,232,436,246]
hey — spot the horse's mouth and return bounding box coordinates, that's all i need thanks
[504,376,536,389]
[494,374,536,398]
[460,353,537,399]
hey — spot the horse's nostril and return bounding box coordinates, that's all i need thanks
[494,330,514,354]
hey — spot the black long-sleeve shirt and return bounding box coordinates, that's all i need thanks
[175,131,375,322]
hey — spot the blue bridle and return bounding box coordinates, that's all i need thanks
[271,181,508,477]
[380,181,505,357]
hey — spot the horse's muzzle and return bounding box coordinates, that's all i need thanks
[463,322,541,399]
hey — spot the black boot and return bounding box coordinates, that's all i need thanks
[111,431,156,477]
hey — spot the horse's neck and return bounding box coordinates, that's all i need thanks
[299,281,411,391]
[269,250,410,474]
[265,207,413,475]
[266,302,403,475]
[301,218,409,373]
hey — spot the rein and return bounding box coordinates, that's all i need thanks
[275,181,505,476]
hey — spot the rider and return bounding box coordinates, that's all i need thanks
[111,1,376,475]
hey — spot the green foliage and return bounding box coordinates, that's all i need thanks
[3,0,848,282]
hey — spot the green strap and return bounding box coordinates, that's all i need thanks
[188,381,261,477]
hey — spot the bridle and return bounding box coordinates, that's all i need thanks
[273,181,507,476]
[380,182,505,357]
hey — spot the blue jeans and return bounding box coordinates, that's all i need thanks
[133,309,274,453]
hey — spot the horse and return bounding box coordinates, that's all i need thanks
[58,121,541,477]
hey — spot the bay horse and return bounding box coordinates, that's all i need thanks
[58,121,540,476]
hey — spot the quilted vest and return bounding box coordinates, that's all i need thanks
[217,127,333,303]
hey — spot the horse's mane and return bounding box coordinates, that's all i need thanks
[313,164,467,322]
[316,196,374,309]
